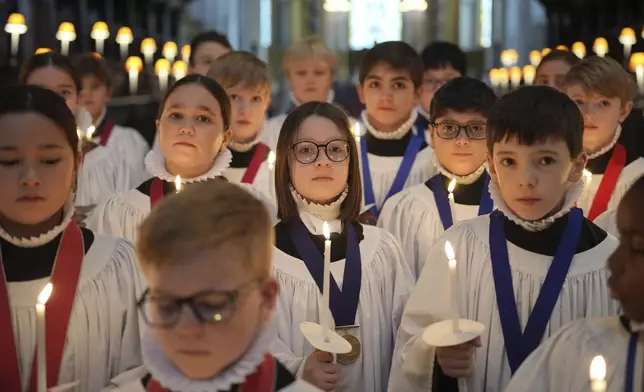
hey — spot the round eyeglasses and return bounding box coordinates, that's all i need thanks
[290,139,350,165]
[431,122,487,140]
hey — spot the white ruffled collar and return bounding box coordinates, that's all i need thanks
[142,317,277,392]
[291,186,347,229]
[417,105,431,122]
[360,109,418,140]
[144,148,232,183]
[432,154,486,185]
[228,132,262,153]
[587,124,622,160]
[488,178,584,232]
[289,89,335,107]
[0,199,75,248]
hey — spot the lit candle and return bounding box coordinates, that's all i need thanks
[556,44,568,51]
[589,355,606,392]
[523,65,536,85]
[85,125,95,141]
[593,37,609,58]
[5,13,27,58]
[115,27,133,60]
[529,50,542,67]
[541,48,552,57]
[56,22,76,56]
[448,179,456,222]
[629,52,644,93]
[500,49,518,68]
[267,151,276,197]
[175,175,182,193]
[267,151,276,171]
[90,21,109,54]
[163,41,178,63]
[36,283,53,392]
[488,68,499,89]
[172,60,188,81]
[141,38,157,68]
[497,68,510,91]
[181,44,191,63]
[572,42,586,59]
[619,28,637,60]
[444,241,460,333]
[34,48,52,55]
[509,66,522,89]
[125,56,143,95]
[353,123,361,143]
[155,58,171,93]
[322,222,332,342]
[583,169,593,184]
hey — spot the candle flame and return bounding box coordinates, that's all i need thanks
[448,179,456,194]
[37,283,53,305]
[267,151,276,166]
[444,241,455,261]
[590,355,606,381]
[175,175,182,192]
[583,169,593,179]
[323,221,330,241]
[86,125,95,141]
[353,123,361,138]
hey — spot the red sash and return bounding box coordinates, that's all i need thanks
[0,223,84,391]
[99,121,114,147]
[147,354,276,392]
[149,178,164,208]
[241,144,269,184]
[588,143,627,221]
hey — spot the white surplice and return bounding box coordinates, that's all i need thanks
[594,208,619,238]
[378,160,488,279]
[97,124,151,187]
[3,209,144,392]
[504,317,643,392]
[75,145,133,207]
[270,209,413,392]
[388,181,619,392]
[85,148,277,243]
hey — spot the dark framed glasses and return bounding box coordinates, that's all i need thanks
[290,139,350,165]
[137,280,259,328]
[431,122,487,140]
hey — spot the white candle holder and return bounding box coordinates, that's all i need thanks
[422,319,485,348]
[300,322,352,354]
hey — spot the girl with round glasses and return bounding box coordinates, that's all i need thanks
[270,102,413,392]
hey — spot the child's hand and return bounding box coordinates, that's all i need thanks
[436,337,481,378]
[302,350,340,391]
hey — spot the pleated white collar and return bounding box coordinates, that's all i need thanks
[289,89,335,107]
[432,154,487,185]
[145,148,232,183]
[587,124,622,160]
[0,198,75,248]
[142,318,277,392]
[291,186,347,233]
[488,179,584,232]
[360,109,418,140]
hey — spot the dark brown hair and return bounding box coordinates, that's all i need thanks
[535,50,580,76]
[20,52,81,92]
[72,53,112,89]
[275,102,362,223]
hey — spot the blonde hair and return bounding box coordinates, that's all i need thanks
[136,181,273,277]
[563,56,636,106]
[283,37,338,73]
[207,51,271,95]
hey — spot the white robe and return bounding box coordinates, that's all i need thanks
[9,234,144,392]
[224,162,276,204]
[579,158,644,218]
[270,214,414,392]
[594,209,619,238]
[504,317,641,392]
[378,183,483,280]
[104,378,320,392]
[262,114,287,151]
[75,146,133,207]
[96,124,151,187]
[388,214,619,392]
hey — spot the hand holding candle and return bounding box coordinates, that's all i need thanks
[444,241,460,333]
[322,222,332,342]
[589,355,606,392]
[36,283,53,392]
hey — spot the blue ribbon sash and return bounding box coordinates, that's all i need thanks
[427,173,493,230]
[360,129,424,217]
[288,221,362,326]
[489,207,583,373]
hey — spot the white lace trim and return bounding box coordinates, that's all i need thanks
[291,185,348,223]
[0,196,75,248]
[289,89,335,107]
[144,148,232,183]
[488,179,584,232]
[228,132,262,153]
[417,105,431,122]
[360,109,418,140]
[142,317,277,392]
[432,154,486,185]
[587,124,622,160]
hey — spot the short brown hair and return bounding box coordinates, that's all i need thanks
[283,37,338,74]
[72,53,112,89]
[137,181,273,277]
[275,102,362,223]
[563,56,636,106]
[207,51,271,95]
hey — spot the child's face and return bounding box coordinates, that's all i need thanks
[487,137,586,221]
[227,85,270,142]
[286,59,334,104]
[420,66,461,112]
[142,246,278,379]
[190,42,231,76]
[26,66,79,115]
[289,115,350,204]
[79,75,111,121]
[609,194,644,323]
[357,62,419,127]
[565,85,632,152]
[430,110,487,176]
[535,60,572,91]
[157,84,232,177]
[0,113,76,226]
